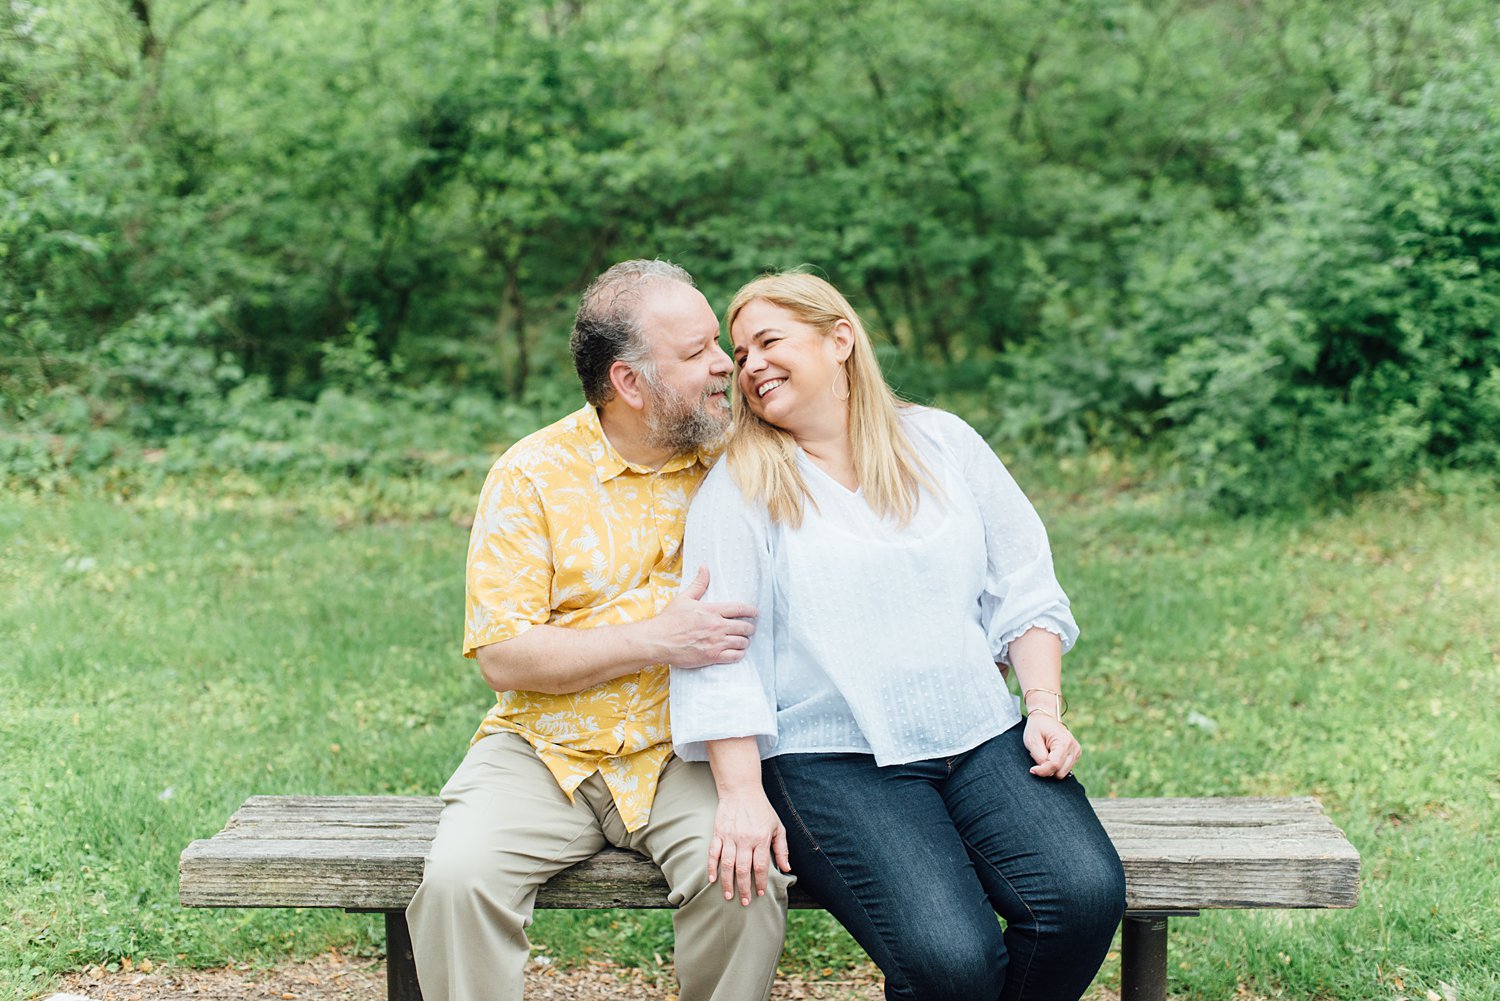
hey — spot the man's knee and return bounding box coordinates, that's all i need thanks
[417,846,496,904]
[413,816,541,921]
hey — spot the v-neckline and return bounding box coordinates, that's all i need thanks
[798,449,861,497]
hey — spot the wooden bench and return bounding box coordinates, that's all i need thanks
[180,795,1359,1001]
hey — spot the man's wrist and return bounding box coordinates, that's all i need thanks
[617,617,666,670]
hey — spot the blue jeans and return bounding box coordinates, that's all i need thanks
[762,721,1125,1001]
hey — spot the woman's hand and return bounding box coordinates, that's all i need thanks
[1023,711,1081,779]
[1007,628,1079,779]
[708,784,791,906]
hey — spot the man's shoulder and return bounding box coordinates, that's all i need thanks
[488,405,600,481]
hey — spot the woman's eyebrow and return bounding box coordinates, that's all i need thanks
[732,326,779,355]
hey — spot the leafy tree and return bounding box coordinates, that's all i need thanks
[2,0,1496,508]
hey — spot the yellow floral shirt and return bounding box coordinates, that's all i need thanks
[464,404,716,831]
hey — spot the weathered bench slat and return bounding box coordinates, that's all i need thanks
[225,796,440,820]
[179,840,683,909]
[180,795,1359,912]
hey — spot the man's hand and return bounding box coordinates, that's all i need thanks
[474,566,757,694]
[651,565,757,669]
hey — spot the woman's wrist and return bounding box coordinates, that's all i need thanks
[714,775,768,796]
[1025,705,1070,730]
[705,736,766,796]
[1022,686,1069,718]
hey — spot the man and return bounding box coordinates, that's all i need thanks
[407,260,792,1001]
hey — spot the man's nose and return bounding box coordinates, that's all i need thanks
[711,343,734,373]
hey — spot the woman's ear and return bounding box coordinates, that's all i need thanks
[829,319,855,364]
[609,361,648,412]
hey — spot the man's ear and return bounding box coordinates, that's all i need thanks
[609,360,648,412]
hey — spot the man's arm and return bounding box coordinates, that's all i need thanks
[476,566,756,695]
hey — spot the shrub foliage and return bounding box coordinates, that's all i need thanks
[2,0,1497,508]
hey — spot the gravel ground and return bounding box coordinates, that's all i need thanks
[45,953,888,1001]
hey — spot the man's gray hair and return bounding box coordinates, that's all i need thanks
[570,259,696,407]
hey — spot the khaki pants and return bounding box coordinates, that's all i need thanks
[407,731,791,1001]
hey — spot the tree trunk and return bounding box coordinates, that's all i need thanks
[126,0,163,61]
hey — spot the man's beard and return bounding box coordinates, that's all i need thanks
[643,376,731,454]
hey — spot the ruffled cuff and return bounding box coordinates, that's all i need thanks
[993,615,1077,667]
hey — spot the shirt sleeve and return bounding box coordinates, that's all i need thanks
[463,460,555,658]
[947,417,1080,665]
[669,464,779,761]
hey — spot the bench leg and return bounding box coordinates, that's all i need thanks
[1121,914,1169,1001]
[385,911,424,1001]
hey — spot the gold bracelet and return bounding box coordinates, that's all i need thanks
[1025,706,1070,730]
[1023,687,1069,719]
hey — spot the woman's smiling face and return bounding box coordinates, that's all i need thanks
[730,298,852,434]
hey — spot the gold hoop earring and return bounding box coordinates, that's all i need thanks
[832,365,851,402]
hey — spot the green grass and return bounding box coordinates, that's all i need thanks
[2,472,1497,1000]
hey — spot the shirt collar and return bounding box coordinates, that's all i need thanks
[580,404,713,482]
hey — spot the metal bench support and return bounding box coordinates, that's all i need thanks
[386,912,423,1001]
[1122,913,1168,1001]
[1121,911,1199,1001]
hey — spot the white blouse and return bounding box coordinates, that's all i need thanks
[669,407,1078,764]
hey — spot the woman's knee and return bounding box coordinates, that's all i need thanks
[898,952,1006,1001]
[1054,847,1127,938]
[887,920,1007,1001]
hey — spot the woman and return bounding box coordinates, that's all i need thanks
[669,272,1125,1001]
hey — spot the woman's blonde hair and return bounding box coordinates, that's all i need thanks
[723,271,934,528]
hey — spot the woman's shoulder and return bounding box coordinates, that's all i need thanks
[897,404,985,449]
[686,455,773,548]
[692,455,762,516]
[696,455,741,499]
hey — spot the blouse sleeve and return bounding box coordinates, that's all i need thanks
[948,417,1080,665]
[669,464,780,761]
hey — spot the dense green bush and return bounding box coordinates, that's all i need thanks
[0,373,575,495]
[2,0,1496,509]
